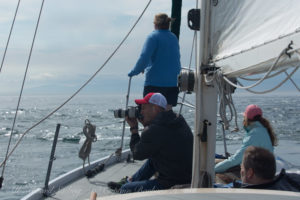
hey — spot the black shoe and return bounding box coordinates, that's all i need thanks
[107,176,128,191]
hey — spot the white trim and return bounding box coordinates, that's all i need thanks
[94,188,300,200]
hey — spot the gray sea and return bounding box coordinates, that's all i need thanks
[0,93,300,200]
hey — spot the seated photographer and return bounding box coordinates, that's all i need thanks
[108,92,193,193]
[232,146,300,191]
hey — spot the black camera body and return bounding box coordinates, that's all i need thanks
[114,106,141,119]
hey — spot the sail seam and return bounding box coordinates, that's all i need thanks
[213,28,300,62]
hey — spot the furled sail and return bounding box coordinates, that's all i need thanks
[210,0,300,77]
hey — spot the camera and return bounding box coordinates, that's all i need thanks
[113,106,141,119]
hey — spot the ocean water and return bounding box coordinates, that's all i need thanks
[0,93,299,199]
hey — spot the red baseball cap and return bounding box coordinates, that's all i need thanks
[135,93,167,109]
[244,104,263,120]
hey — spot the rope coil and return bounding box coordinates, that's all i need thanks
[215,70,239,131]
[79,119,97,169]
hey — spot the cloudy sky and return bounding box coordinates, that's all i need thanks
[0,0,299,96]
[0,0,196,95]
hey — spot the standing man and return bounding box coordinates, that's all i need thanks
[108,93,193,193]
[128,13,181,110]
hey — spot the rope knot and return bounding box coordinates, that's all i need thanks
[79,119,97,165]
[83,119,97,142]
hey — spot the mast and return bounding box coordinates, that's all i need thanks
[191,0,218,188]
[171,0,182,40]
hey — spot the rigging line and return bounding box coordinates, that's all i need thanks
[240,66,300,91]
[285,70,300,92]
[242,66,299,94]
[222,47,287,90]
[178,0,198,114]
[1,0,46,180]
[118,77,132,153]
[239,68,288,81]
[0,0,21,73]
[215,70,239,131]
[188,32,197,69]
[179,31,197,114]
[0,0,152,169]
[177,95,194,108]
[177,102,195,109]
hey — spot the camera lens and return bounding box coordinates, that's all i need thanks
[113,106,141,118]
[113,109,126,118]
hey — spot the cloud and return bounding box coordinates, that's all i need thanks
[29,72,54,80]
[1,0,299,95]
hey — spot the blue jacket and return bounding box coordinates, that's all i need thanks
[128,30,181,87]
[215,121,274,173]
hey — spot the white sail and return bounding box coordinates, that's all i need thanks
[210,0,300,77]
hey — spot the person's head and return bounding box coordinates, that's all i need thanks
[241,146,276,185]
[135,93,167,126]
[243,104,277,146]
[154,13,171,30]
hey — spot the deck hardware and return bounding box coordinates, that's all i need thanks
[212,0,218,6]
[200,63,219,74]
[201,120,211,142]
[188,9,200,31]
[285,41,293,58]
[178,68,195,93]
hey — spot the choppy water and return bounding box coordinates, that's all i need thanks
[0,93,299,199]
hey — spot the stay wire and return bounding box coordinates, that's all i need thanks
[0,0,152,169]
[285,70,300,92]
[178,95,194,108]
[0,0,21,73]
[118,77,132,154]
[1,0,46,182]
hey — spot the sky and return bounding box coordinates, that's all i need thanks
[0,0,197,95]
[0,0,299,96]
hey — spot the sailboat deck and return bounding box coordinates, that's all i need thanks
[45,160,144,200]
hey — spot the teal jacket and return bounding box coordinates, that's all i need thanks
[215,121,274,173]
[128,30,181,87]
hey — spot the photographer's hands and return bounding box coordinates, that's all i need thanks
[125,117,139,134]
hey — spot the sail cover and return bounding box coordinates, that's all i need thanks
[210,0,300,77]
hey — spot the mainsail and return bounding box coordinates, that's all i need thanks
[192,0,300,189]
[210,0,300,77]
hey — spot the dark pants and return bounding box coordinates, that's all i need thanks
[143,86,179,106]
[120,159,162,193]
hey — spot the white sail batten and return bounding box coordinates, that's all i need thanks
[210,0,300,77]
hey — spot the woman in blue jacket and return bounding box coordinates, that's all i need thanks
[128,13,181,110]
[215,104,278,173]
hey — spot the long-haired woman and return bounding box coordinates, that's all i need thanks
[215,104,277,174]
